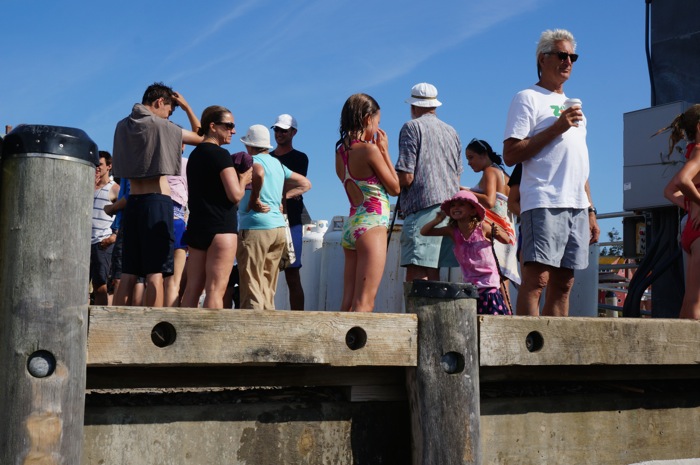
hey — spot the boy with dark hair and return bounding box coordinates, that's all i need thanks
[111,82,202,307]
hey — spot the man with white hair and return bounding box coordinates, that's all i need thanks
[503,29,600,317]
[396,82,462,282]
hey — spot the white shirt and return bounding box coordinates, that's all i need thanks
[503,84,590,213]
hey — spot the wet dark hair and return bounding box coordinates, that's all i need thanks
[661,104,700,155]
[336,93,380,151]
[466,139,504,168]
[141,82,177,107]
[198,105,232,137]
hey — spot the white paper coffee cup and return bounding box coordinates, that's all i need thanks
[563,98,582,110]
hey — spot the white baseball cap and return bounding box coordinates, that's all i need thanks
[271,114,297,130]
[405,82,442,108]
[240,124,273,150]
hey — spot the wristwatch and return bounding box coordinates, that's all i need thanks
[588,206,597,215]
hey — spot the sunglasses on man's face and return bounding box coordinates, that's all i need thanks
[546,51,579,63]
[273,127,290,134]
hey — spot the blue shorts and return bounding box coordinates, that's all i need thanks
[287,224,303,269]
[174,218,187,250]
[400,205,458,269]
[520,207,589,270]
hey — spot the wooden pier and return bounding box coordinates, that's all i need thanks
[2,126,700,464]
[71,303,700,465]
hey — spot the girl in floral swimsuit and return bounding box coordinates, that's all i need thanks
[335,93,400,312]
[663,104,700,319]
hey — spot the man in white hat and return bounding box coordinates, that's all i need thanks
[270,114,309,310]
[237,125,311,310]
[503,29,599,317]
[396,82,463,282]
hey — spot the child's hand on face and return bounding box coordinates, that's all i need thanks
[435,210,447,222]
[375,128,389,154]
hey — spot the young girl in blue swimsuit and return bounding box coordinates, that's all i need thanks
[335,94,400,312]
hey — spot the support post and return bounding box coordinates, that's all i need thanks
[0,125,97,464]
[405,280,481,465]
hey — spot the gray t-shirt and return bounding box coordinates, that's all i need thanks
[395,113,462,215]
[112,103,182,179]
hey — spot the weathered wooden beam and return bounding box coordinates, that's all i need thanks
[479,316,700,367]
[0,126,97,465]
[86,365,406,390]
[87,307,418,367]
[405,281,482,465]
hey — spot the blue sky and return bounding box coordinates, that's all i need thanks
[2,1,652,236]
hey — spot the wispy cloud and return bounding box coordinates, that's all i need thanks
[163,0,264,63]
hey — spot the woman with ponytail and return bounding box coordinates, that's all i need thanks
[181,106,252,309]
[663,104,700,318]
[463,138,520,301]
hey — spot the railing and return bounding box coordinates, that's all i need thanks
[595,211,650,317]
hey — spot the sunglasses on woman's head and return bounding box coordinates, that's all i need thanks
[469,138,488,152]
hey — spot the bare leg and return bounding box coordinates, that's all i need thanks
[113,273,137,306]
[164,248,187,307]
[680,239,700,319]
[144,273,165,307]
[202,234,236,309]
[341,249,357,312]
[93,283,109,306]
[284,267,305,310]
[352,227,388,312]
[516,262,550,316]
[132,281,145,306]
[405,264,440,282]
[541,267,574,316]
[181,247,207,308]
[111,278,121,304]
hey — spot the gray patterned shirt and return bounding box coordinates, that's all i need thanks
[395,113,462,215]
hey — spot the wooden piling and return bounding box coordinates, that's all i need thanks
[405,280,481,465]
[0,125,97,464]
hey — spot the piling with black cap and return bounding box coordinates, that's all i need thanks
[405,280,482,465]
[0,125,98,464]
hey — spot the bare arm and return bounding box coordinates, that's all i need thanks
[585,180,600,244]
[663,181,685,209]
[284,172,312,199]
[104,194,127,216]
[666,147,700,227]
[503,106,583,166]
[471,168,499,209]
[420,211,451,237]
[507,184,521,217]
[368,128,400,196]
[220,167,246,204]
[248,164,270,213]
[482,221,509,245]
[671,147,700,206]
[173,92,204,146]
